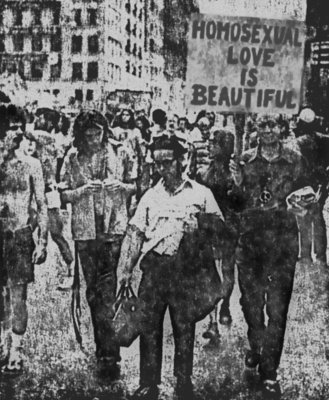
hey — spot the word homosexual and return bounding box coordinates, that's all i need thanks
[191,85,296,109]
[192,20,302,47]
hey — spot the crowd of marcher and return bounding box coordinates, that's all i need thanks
[1,100,329,400]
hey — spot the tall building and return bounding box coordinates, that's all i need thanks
[60,0,105,108]
[0,0,62,103]
[0,0,195,113]
[305,0,329,118]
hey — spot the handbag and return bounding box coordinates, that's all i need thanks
[111,284,146,347]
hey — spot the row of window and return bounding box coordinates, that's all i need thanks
[73,9,97,27]
[108,37,122,59]
[125,19,143,39]
[72,35,99,54]
[0,7,60,28]
[125,39,143,58]
[72,62,98,81]
[0,33,61,53]
[0,59,61,80]
[108,63,122,82]
[125,1,144,20]
[75,88,94,102]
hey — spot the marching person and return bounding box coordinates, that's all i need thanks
[60,110,137,379]
[230,113,307,399]
[26,107,74,289]
[118,134,226,400]
[0,105,48,374]
[294,108,329,266]
[197,128,239,343]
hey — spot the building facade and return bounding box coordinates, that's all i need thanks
[0,1,200,113]
[0,0,62,104]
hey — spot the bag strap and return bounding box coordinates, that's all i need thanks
[71,243,84,351]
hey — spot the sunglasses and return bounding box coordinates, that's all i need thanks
[256,120,279,130]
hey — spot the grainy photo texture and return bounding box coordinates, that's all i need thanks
[0,1,329,399]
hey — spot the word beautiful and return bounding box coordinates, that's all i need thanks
[190,19,302,109]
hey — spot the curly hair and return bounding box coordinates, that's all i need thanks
[72,110,109,152]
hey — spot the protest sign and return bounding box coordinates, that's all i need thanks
[185,14,306,114]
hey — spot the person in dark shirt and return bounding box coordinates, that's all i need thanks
[196,128,239,343]
[230,113,307,399]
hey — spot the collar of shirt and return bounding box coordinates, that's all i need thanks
[247,143,294,164]
[157,177,194,196]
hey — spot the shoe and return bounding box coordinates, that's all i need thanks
[262,379,281,399]
[245,350,260,368]
[175,377,194,400]
[315,255,328,268]
[1,347,23,376]
[219,307,232,325]
[131,384,159,400]
[57,276,74,291]
[96,357,120,381]
[202,322,220,343]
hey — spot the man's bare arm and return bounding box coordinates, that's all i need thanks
[32,160,48,245]
[117,225,144,285]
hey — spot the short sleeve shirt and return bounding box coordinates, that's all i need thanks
[129,178,223,256]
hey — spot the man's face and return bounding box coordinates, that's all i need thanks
[153,150,179,182]
[199,123,210,141]
[257,117,281,145]
[178,120,186,132]
[121,110,131,124]
[21,137,36,156]
[84,125,103,151]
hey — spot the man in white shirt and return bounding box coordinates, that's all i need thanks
[118,134,226,400]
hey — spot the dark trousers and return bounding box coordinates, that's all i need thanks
[138,252,196,385]
[297,202,327,260]
[236,221,298,380]
[76,238,121,362]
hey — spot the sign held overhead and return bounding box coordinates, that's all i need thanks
[185,14,306,114]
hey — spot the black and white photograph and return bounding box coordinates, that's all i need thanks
[0,1,329,399]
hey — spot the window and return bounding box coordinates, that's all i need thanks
[87,9,97,26]
[75,89,83,102]
[51,32,61,52]
[149,38,155,52]
[132,43,137,56]
[32,35,43,52]
[50,64,61,80]
[0,36,5,52]
[31,61,43,80]
[50,56,61,80]
[88,35,99,54]
[14,10,23,26]
[72,63,83,81]
[125,20,131,34]
[74,9,82,26]
[132,24,137,37]
[71,35,82,53]
[125,1,131,13]
[125,39,131,53]
[126,60,130,73]
[53,6,60,25]
[34,9,41,25]
[87,62,98,81]
[13,34,24,52]
[86,89,93,101]
[138,46,142,59]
